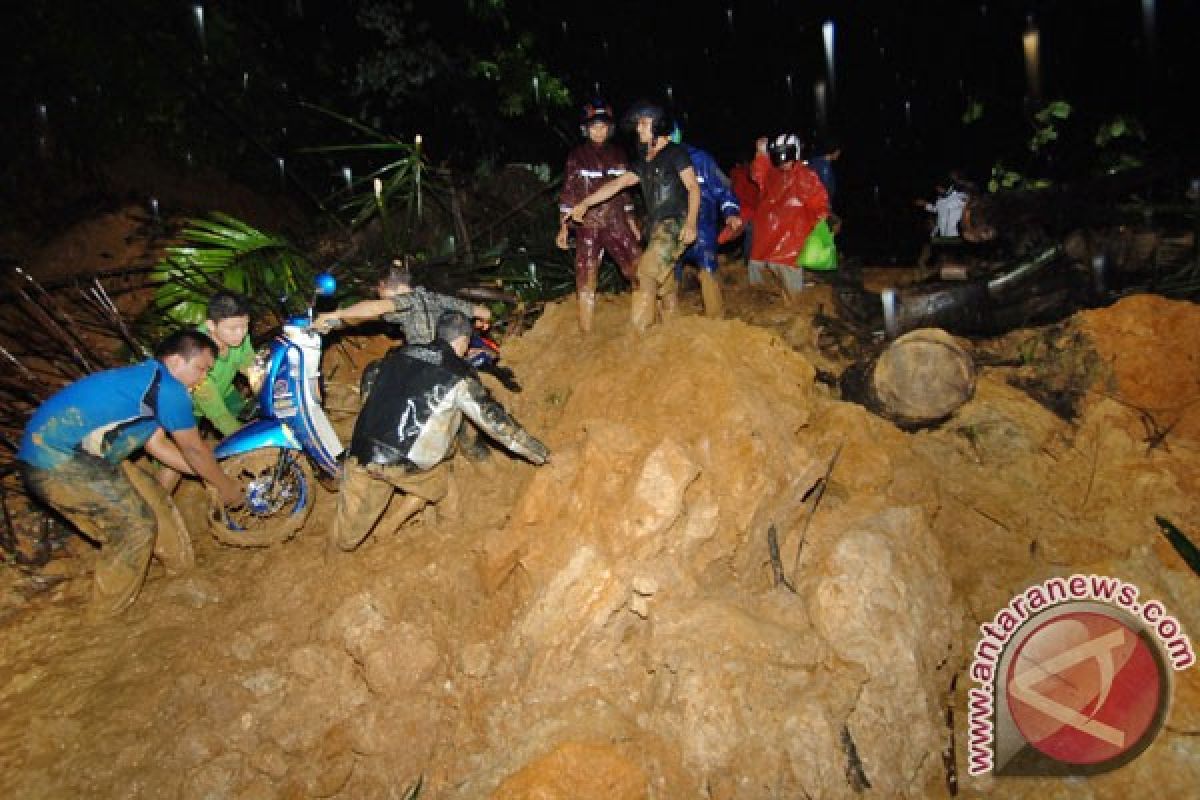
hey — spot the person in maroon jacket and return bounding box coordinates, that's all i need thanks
[556,99,643,332]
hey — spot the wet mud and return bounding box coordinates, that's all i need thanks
[1,264,1198,798]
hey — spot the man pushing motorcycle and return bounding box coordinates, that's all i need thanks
[313,263,492,344]
[329,310,548,552]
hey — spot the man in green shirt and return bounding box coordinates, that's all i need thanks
[159,291,257,491]
[191,291,257,436]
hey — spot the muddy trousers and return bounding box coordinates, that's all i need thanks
[632,219,688,332]
[21,455,159,619]
[575,225,642,333]
[331,458,450,552]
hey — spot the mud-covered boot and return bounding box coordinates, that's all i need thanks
[577,289,596,333]
[87,530,153,621]
[699,270,724,318]
[376,493,427,535]
[458,424,491,462]
[630,288,656,333]
[660,289,679,322]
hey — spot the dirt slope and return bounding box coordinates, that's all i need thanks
[1,271,1198,798]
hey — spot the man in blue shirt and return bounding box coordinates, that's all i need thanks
[18,330,244,619]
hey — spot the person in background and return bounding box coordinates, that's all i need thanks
[569,101,700,332]
[808,134,842,208]
[158,290,260,492]
[671,125,742,318]
[916,177,969,240]
[556,98,643,333]
[747,133,831,295]
[808,134,843,236]
[914,172,971,267]
[18,330,243,619]
[191,290,257,437]
[729,158,760,265]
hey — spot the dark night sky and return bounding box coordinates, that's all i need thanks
[4,0,1198,260]
[518,0,1197,171]
[516,0,1198,258]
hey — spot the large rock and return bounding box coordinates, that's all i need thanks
[799,506,961,795]
[490,742,648,800]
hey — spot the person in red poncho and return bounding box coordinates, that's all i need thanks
[748,133,830,295]
[728,161,760,264]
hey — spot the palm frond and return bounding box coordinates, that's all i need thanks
[149,213,315,326]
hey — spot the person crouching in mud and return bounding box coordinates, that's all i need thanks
[570,101,700,332]
[17,331,244,619]
[329,310,549,553]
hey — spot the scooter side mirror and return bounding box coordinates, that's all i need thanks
[314,272,337,297]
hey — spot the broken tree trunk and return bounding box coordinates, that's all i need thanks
[841,328,976,429]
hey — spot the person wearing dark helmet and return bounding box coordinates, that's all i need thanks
[330,310,549,552]
[570,102,700,332]
[748,133,830,296]
[557,98,643,333]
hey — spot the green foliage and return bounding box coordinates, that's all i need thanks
[302,104,432,250]
[1094,116,1146,175]
[1028,101,1072,152]
[351,0,569,161]
[1095,116,1143,147]
[150,213,315,327]
[479,35,571,117]
[985,101,1072,192]
[961,99,985,125]
[982,100,1152,192]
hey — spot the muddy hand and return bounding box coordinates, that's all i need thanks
[218,475,244,509]
[313,313,343,334]
[555,226,569,250]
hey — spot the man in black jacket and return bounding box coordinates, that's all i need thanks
[330,311,549,552]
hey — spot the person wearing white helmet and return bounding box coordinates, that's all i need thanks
[747,132,831,295]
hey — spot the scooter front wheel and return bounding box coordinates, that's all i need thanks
[208,448,315,547]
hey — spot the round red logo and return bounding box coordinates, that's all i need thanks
[1005,610,1165,767]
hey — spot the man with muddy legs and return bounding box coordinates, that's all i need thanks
[570,102,700,333]
[556,99,643,332]
[17,331,244,619]
[330,311,548,553]
[673,135,742,318]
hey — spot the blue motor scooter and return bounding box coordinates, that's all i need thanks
[207,273,344,547]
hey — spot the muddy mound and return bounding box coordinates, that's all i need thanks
[460,297,962,797]
[1079,294,1200,443]
[4,286,1200,799]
